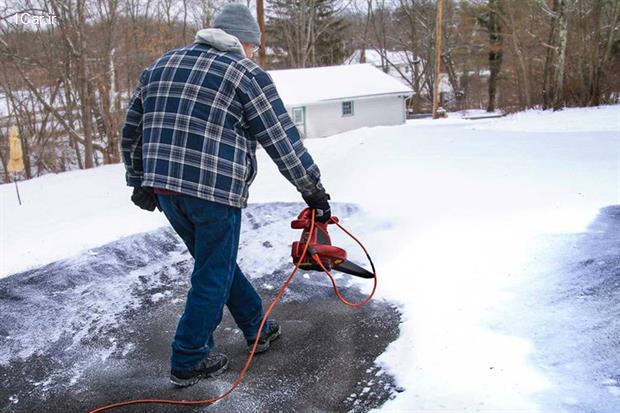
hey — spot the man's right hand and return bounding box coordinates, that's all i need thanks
[131,187,158,212]
[302,189,331,223]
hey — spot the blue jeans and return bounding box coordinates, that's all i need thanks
[157,194,265,372]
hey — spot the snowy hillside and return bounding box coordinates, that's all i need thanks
[1,105,619,412]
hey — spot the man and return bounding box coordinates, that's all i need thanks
[121,3,331,387]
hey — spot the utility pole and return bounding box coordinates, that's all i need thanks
[432,0,444,119]
[257,0,266,68]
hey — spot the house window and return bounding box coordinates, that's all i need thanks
[292,107,305,125]
[342,101,354,117]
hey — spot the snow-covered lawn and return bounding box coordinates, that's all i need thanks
[1,104,618,411]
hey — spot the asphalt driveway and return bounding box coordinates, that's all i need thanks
[0,203,401,412]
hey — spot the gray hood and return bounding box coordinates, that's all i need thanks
[194,28,246,57]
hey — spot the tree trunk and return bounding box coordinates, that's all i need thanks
[542,0,558,109]
[432,0,444,118]
[77,53,95,168]
[507,2,531,108]
[257,0,266,67]
[588,0,603,106]
[0,138,9,183]
[552,0,568,110]
[487,0,503,112]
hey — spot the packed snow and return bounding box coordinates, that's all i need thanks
[1,104,619,412]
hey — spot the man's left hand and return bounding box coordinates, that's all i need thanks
[303,189,331,223]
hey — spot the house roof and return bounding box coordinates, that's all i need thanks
[268,63,413,107]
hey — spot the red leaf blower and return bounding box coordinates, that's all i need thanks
[291,208,375,279]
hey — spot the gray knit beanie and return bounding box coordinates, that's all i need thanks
[213,3,261,45]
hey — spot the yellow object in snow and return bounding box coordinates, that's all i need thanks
[7,125,24,173]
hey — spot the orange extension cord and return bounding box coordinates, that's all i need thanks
[89,211,377,412]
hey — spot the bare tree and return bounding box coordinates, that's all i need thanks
[267,0,349,68]
[552,0,567,110]
[484,0,503,112]
[542,0,558,109]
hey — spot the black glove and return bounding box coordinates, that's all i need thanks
[303,189,331,223]
[131,187,158,212]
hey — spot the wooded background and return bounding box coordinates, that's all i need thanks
[1,0,619,182]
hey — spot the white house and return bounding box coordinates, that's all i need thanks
[268,64,413,139]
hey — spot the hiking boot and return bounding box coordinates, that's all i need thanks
[170,352,229,387]
[247,319,281,354]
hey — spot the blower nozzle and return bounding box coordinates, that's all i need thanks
[291,208,374,279]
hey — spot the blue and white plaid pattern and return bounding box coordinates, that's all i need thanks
[121,43,323,208]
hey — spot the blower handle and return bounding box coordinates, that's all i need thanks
[291,208,338,229]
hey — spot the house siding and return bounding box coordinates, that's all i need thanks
[288,95,406,139]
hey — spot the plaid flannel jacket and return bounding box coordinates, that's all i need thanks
[121,43,323,208]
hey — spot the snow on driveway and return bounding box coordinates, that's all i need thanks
[1,104,619,412]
